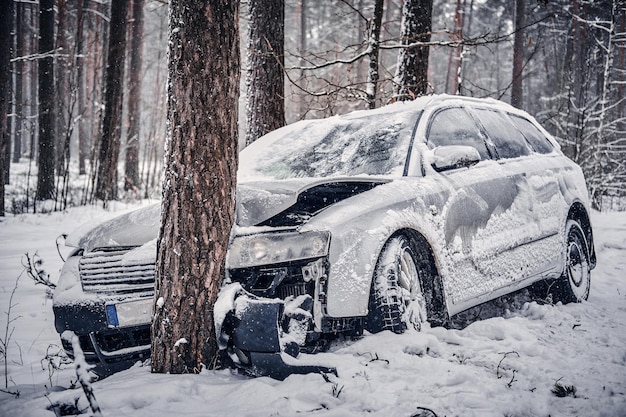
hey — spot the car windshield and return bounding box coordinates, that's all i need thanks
[238,109,419,182]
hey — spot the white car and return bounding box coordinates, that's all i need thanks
[53,95,595,377]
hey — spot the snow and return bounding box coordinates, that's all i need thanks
[1,204,626,416]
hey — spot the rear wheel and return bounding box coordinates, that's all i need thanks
[365,235,429,334]
[551,220,591,303]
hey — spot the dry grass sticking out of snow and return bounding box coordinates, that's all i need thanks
[0,205,625,417]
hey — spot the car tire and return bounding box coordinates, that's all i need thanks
[365,235,429,334]
[551,219,591,303]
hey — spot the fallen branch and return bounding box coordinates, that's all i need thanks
[67,331,103,417]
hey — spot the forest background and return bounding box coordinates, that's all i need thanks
[0,0,624,217]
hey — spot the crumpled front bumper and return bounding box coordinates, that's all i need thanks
[216,285,336,380]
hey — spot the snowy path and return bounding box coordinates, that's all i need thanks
[0,205,625,416]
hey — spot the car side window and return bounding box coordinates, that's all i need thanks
[472,108,531,159]
[427,107,490,160]
[508,115,555,154]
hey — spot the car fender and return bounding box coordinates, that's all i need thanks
[301,178,452,318]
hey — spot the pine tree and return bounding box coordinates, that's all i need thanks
[151,0,240,374]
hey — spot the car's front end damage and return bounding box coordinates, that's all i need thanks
[52,178,391,378]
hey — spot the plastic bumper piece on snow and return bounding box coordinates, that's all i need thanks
[231,296,336,380]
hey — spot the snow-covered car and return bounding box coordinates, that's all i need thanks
[53,94,596,377]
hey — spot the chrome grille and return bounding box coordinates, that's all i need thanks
[79,247,155,296]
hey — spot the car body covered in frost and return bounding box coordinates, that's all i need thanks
[53,95,596,377]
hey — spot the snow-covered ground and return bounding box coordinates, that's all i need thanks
[0,204,625,417]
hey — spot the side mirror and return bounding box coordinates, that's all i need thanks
[431,146,481,172]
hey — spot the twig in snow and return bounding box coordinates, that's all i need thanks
[496,351,520,382]
[67,331,103,417]
[1,273,23,389]
[23,252,56,289]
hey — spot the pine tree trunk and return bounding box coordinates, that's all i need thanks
[13,2,25,164]
[95,0,128,202]
[0,0,13,215]
[36,0,56,201]
[393,0,433,100]
[77,0,88,175]
[151,0,240,374]
[245,0,285,146]
[124,0,144,191]
[55,0,68,175]
[511,0,525,108]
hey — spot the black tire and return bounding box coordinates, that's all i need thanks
[551,219,591,303]
[365,235,429,334]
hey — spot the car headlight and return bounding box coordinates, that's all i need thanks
[227,230,330,269]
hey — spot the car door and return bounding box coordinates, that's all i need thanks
[468,107,564,283]
[425,106,524,305]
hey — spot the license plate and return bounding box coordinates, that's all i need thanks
[106,299,153,328]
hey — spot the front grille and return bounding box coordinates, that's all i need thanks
[80,247,155,296]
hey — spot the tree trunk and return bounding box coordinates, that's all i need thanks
[55,0,68,175]
[124,0,144,191]
[13,1,25,164]
[95,0,128,202]
[445,0,464,95]
[151,0,240,374]
[393,0,433,100]
[36,0,56,201]
[0,0,14,215]
[245,0,285,146]
[366,0,384,109]
[511,0,525,108]
[77,0,88,175]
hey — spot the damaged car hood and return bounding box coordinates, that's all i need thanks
[65,203,161,252]
[236,177,391,227]
[66,177,391,251]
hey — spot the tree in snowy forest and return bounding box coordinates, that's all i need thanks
[365,0,384,109]
[539,0,626,209]
[393,0,433,101]
[245,0,285,146]
[95,0,128,202]
[0,0,12,216]
[511,0,525,108]
[151,0,240,374]
[36,0,56,201]
[124,0,145,191]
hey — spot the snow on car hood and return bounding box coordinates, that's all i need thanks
[65,177,390,251]
[236,177,390,228]
[65,203,161,252]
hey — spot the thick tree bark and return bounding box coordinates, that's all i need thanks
[245,0,285,146]
[0,0,14,215]
[393,0,433,101]
[95,0,128,201]
[124,0,144,191]
[511,0,525,108]
[151,0,240,374]
[36,0,56,201]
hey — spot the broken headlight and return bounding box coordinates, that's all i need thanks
[227,230,330,269]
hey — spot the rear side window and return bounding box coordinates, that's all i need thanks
[509,115,554,154]
[472,108,531,159]
[427,107,490,160]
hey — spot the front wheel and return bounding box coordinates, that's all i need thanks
[551,220,591,303]
[365,235,428,334]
